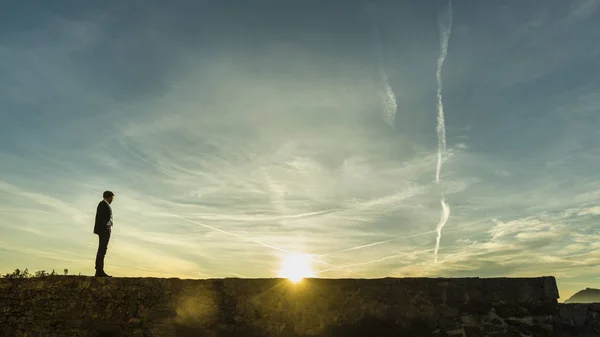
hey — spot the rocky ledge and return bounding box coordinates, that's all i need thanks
[0,276,598,336]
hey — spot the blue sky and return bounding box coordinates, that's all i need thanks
[1,0,599,301]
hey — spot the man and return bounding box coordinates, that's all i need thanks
[94,190,114,277]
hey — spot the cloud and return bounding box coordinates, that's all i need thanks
[577,206,600,216]
[0,0,599,301]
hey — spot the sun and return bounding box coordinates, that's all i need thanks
[278,254,316,283]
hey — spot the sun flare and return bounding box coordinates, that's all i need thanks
[278,254,315,283]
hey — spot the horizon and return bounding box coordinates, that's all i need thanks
[1,269,595,304]
[1,0,599,303]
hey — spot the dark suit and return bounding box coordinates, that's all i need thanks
[94,200,112,273]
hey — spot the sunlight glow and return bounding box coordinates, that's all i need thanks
[278,254,316,283]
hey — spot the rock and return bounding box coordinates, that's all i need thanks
[445,328,466,337]
[128,317,142,326]
[483,323,505,334]
[464,325,484,337]
[439,317,462,330]
[505,316,534,326]
[446,284,469,305]
[570,304,589,327]
[461,314,480,326]
[438,304,460,318]
[131,328,145,337]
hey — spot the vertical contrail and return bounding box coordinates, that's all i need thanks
[434,0,453,264]
[434,196,450,264]
[367,1,397,127]
[435,0,453,183]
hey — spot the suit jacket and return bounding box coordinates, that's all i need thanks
[94,200,112,234]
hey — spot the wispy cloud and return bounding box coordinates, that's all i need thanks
[0,0,599,300]
[366,1,397,128]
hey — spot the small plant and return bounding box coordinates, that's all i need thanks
[34,270,59,277]
[2,268,71,279]
[2,268,30,279]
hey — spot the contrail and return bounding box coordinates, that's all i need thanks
[84,187,102,195]
[169,214,345,271]
[434,197,450,264]
[177,208,342,223]
[435,0,453,183]
[317,230,435,257]
[173,214,293,254]
[315,241,464,275]
[315,246,437,274]
[317,221,475,258]
[367,1,397,127]
[433,0,453,264]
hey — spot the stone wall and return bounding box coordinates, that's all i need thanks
[556,303,600,337]
[0,276,596,337]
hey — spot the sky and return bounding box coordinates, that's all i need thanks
[1,0,599,301]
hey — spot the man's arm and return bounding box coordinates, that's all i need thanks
[95,202,110,229]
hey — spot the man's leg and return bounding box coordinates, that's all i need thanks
[94,231,111,276]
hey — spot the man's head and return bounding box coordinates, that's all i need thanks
[103,190,115,204]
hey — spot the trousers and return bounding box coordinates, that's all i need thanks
[95,231,111,272]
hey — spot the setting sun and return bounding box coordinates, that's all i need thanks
[278,254,316,283]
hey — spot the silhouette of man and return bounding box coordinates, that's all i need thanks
[94,190,114,277]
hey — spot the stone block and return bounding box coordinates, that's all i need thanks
[437,304,460,318]
[444,328,466,337]
[572,305,589,327]
[464,325,484,337]
[461,313,480,326]
[446,284,469,305]
[439,317,462,331]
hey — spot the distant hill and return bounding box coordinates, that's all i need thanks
[564,287,600,303]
